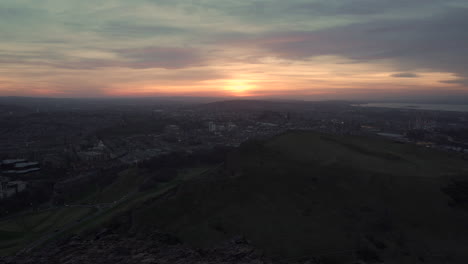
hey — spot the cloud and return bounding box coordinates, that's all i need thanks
[0,46,205,70]
[97,22,187,38]
[116,46,205,69]
[1,0,468,98]
[440,79,468,86]
[391,73,420,78]
[149,70,228,81]
[281,0,464,16]
[215,7,468,84]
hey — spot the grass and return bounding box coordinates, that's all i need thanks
[123,131,468,260]
[84,168,145,204]
[3,131,467,261]
[0,167,154,255]
[77,166,208,205]
[265,132,467,177]
[63,183,100,204]
[50,166,216,242]
[0,207,96,256]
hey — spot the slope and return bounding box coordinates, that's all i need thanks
[129,131,468,263]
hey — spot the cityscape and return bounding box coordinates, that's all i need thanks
[1,98,468,207]
[2,0,468,263]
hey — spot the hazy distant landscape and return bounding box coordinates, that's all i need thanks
[0,97,467,263]
[1,0,468,263]
[356,103,468,113]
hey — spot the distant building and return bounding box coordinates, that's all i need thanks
[1,159,27,166]
[77,151,108,162]
[165,125,180,135]
[1,159,40,175]
[0,179,27,199]
[377,132,407,142]
[95,140,106,151]
[0,177,8,199]
[208,122,216,132]
[227,122,237,131]
[76,140,110,162]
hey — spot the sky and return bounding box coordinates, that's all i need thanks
[1,0,468,101]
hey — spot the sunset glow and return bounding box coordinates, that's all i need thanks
[223,80,257,96]
[0,0,467,101]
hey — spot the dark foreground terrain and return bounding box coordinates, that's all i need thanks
[2,131,468,263]
[1,231,270,264]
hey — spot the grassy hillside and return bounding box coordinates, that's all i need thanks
[0,207,95,255]
[2,131,468,262]
[81,168,146,204]
[0,166,213,256]
[128,131,468,263]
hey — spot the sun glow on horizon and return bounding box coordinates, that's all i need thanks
[223,80,257,96]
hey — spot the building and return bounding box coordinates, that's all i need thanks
[208,122,216,132]
[1,159,40,175]
[165,125,180,135]
[0,179,27,199]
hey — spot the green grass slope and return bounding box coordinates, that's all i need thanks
[0,207,95,255]
[0,166,212,256]
[129,131,468,263]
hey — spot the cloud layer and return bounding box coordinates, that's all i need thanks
[0,0,467,100]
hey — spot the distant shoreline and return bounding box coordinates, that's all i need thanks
[354,103,468,112]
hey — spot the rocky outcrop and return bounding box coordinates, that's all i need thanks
[1,231,272,264]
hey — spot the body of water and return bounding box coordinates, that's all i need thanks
[354,103,468,112]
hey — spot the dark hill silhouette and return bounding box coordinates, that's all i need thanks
[129,131,468,263]
[3,131,468,263]
[196,99,351,112]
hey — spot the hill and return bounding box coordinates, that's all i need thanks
[128,131,468,263]
[2,131,468,263]
[196,100,351,112]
